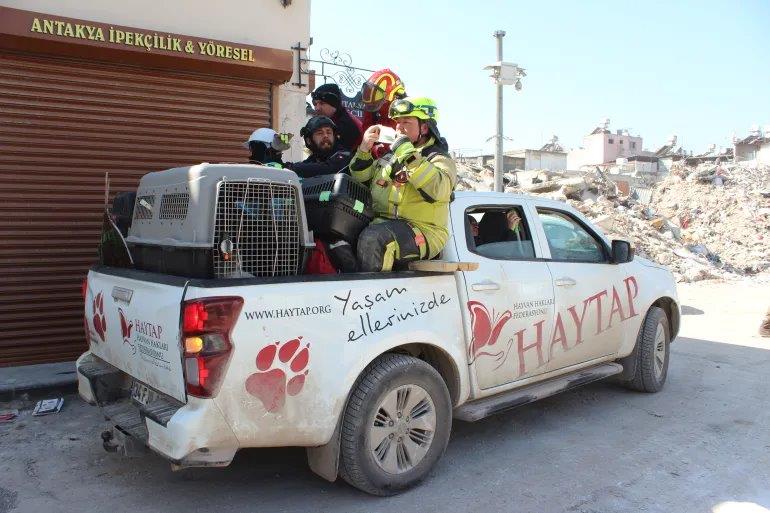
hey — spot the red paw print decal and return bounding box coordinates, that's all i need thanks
[91,292,107,342]
[468,300,512,366]
[245,338,310,413]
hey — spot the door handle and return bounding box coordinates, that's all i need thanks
[555,277,577,287]
[471,281,500,291]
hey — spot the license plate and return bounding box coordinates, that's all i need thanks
[130,381,158,406]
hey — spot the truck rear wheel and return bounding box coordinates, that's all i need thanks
[339,353,452,496]
[624,306,670,393]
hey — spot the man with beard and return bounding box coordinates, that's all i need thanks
[284,116,352,178]
[286,116,357,272]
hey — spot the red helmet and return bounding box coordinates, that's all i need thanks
[361,68,406,113]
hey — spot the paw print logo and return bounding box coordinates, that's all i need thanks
[92,292,107,342]
[245,338,309,413]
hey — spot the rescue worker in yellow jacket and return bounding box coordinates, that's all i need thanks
[350,97,457,272]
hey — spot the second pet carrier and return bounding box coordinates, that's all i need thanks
[301,173,374,244]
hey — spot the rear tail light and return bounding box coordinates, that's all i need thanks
[182,296,243,398]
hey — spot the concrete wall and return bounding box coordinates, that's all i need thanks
[0,0,312,160]
[476,155,524,172]
[658,157,675,175]
[734,143,758,163]
[522,150,567,171]
[566,148,589,170]
[633,160,657,174]
[758,142,770,164]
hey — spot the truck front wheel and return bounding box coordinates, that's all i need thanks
[339,353,452,496]
[623,306,670,393]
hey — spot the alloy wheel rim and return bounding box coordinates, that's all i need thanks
[654,324,667,379]
[368,384,436,474]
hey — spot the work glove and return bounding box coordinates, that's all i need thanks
[391,135,418,164]
[272,132,293,152]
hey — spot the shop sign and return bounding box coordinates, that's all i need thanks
[29,16,256,63]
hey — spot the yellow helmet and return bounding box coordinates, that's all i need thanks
[389,97,439,122]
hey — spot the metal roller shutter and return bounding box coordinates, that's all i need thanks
[0,50,273,366]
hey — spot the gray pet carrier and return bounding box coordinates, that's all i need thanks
[126,163,315,279]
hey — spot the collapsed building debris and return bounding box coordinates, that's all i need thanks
[455,161,770,283]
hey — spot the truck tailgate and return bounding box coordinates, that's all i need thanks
[85,269,187,403]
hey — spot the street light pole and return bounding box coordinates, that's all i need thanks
[494,30,505,193]
[484,32,526,193]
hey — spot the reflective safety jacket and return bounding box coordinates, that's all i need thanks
[350,137,458,258]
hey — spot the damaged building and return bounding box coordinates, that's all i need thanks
[734,125,770,164]
[567,119,643,171]
[467,135,567,173]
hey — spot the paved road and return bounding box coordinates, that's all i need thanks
[2,280,769,513]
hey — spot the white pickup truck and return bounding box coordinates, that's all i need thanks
[77,165,679,496]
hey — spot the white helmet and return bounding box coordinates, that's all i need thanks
[243,128,293,151]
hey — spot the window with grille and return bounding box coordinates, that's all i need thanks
[159,193,190,220]
[213,180,302,278]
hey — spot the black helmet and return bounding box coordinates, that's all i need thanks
[300,115,337,138]
[300,116,339,154]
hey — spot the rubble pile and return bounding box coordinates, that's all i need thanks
[650,162,770,277]
[454,161,770,282]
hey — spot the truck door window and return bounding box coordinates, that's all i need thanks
[466,206,535,260]
[536,208,606,263]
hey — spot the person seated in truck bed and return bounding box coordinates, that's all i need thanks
[350,97,457,272]
[283,116,352,179]
[244,128,292,166]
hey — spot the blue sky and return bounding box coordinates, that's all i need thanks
[309,0,770,155]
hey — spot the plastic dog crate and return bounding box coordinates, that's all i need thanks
[125,163,315,279]
[301,173,374,244]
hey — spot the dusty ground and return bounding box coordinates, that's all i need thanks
[2,279,769,513]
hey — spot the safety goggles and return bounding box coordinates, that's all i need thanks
[389,99,436,119]
[361,81,387,112]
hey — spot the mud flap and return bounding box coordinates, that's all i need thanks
[306,419,342,482]
[615,331,641,382]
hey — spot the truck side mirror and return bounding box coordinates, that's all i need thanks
[611,240,634,264]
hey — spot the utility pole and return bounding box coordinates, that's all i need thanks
[493,30,505,193]
[484,32,526,193]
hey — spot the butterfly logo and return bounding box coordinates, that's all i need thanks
[467,301,513,368]
[118,308,136,355]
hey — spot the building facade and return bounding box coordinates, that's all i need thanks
[0,1,310,365]
[734,127,770,163]
[507,149,567,172]
[567,125,643,170]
